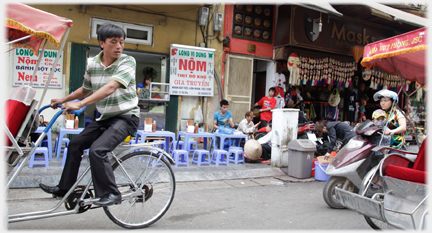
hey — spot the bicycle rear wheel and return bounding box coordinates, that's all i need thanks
[104,151,175,229]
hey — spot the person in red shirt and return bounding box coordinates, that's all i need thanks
[251,87,276,129]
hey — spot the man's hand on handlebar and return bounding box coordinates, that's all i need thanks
[50,99,63,109]
[61,101,83,114]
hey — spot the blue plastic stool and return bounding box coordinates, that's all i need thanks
[62,147,68,167]
[172,149,189,167]
[171,141,184,152]
[191,149,211,166]
[84,116,93,128]
[29,147,49,168]
[188,140,198,153]
[211,149,229,166]
[54,137,70,161]
[228,147,244,164]
[153,140,166,151]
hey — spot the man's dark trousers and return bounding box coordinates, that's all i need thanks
[58,115,139,198]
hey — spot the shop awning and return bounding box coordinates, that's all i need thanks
[361,27,426,85]
[6,3,73,55]
[360,2,427,28]
[291,3,343,17]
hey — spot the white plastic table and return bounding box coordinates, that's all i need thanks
[55,127,83,161]
[214,133,248,150]
[135,130,176,153]
[176,131,215,154]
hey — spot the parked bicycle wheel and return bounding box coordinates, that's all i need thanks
[104,151,176,229]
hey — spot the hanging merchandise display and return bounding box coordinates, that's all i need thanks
[364,67,402,91]
[287,53,301,86]
[296,56,356,87]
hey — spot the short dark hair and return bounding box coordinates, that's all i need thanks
[144,75,152,81]
[220,99,229,107]
[269,87,276,93]
[97,24,126,42]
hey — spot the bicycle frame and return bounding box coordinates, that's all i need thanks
[7,143,175,223]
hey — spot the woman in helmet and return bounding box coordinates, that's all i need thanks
[373,90,407,150]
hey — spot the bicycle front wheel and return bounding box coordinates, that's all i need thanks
[104,151,176,229]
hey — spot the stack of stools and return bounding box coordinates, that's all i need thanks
[211,149,229,166]
[29,147,49,168]
[191,149,211,166]
[172,149,189,167]
[228,146,245,164]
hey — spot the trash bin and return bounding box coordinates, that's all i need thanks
[287,139,317,178]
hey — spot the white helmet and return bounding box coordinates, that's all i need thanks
[373,90,398,103]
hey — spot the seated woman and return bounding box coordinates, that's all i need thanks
[315,120,357,160]
[373,90,407,151]
[137,75,152,99]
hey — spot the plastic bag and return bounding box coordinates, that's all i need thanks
[328,88,341,107]
[51,114,65,133]
[218,126,234,135]
[194,105,203,124]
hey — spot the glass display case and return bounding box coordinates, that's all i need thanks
[138,82,170,131]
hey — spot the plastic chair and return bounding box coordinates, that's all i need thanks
[211,149,229,166]
[29,147,49,168]
[54,137,70,161]
[228,147,245,165]
[191,149,211,166]
[172,149,189,167]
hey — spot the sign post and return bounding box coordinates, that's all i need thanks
[169,44,215,97]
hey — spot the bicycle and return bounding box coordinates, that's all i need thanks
[5,105,176,229]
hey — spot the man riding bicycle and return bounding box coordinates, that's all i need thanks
[39,23,140,207]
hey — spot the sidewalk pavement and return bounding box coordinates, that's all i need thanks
[6,144,316,189]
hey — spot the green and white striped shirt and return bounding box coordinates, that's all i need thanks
[83,52,140,121]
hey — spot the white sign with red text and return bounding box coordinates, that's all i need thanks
[169,44,215,96]
[13,48,63,88]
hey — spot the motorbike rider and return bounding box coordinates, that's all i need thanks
[315,120,357,160]
[373,90,407,151]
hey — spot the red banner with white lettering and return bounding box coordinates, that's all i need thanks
[361,27,426,85]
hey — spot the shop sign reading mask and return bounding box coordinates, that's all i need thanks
[169,44,215,97]
[12,48,63,88]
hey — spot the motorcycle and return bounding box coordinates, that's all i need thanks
[322,120,384,209]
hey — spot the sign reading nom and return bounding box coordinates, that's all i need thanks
[169,44,215,97]
[13,48,63,88]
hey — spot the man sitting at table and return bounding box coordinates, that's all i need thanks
[213,99,234,148]
[236,111,260,138]
[213,99,234,131]
[257,120,273,164]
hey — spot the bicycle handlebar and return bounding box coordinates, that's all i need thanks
[38,104,83,134]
